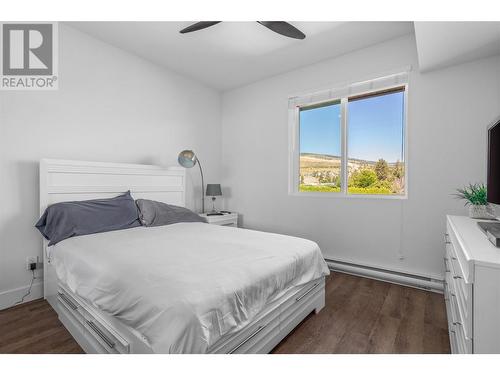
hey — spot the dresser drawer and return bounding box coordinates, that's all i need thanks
[449,328,458,354]
[446,223,471,282]
[444,215,500,354]
[454,319,473,354]
[451,293,472,354]
[444,268,472,352]
[448,321,459,354]
[445,246,473,339]
[444,283,458,354]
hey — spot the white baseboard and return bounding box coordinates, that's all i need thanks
[0,260,441,311]
[0,281,43,311]
[326,259,444,293]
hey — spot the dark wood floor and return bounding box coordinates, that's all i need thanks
[0,273,450,354]
[0,296,84,354]
[272,273,450,354]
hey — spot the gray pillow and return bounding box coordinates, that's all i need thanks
[136,199,207,227]
[36,191,141,246]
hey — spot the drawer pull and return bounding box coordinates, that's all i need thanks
[296,283,320,302]
[453,322,462,326]
[444,234,451,244]
[58,292,78,310]
[443,258,450,272]
[228,325,266,354]
[453,276,462,280]
[451,256,458,260]
[451,293,456,297]
[86,320,115,349]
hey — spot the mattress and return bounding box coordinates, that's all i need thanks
[49,222,329,353]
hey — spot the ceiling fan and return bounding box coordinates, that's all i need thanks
[179,21,306,40]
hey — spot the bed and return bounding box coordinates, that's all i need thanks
[40,159,329,354]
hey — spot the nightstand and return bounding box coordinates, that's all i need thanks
[199,212,238,227]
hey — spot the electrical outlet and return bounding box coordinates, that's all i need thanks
[26,256,37,271]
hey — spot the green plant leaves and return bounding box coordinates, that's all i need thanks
[454,183,487,206]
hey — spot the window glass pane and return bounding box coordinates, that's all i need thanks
[347,90,405,195]
[299,102,341,192]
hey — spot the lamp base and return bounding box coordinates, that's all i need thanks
[210,196,218,213]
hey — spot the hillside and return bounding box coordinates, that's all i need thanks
[299,153,405,195]
[300,153,399,166]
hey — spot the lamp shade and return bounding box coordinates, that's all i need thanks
[206,184,222,196]
[178,150,197,168]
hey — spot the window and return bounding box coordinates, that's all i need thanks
[347,89,405,195]
[299,101,342,192]
[290,75,407,198]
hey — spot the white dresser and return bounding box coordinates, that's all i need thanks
[445,215,500,353]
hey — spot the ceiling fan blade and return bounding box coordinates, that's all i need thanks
[257,22,306,39]
[180,22,222,34]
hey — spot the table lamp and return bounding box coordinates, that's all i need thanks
[206,184,222,213]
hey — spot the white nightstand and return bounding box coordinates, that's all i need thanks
[199,212,238,227]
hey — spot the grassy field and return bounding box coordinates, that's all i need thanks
[299,153,404,195]
[299,185,394,194]
[299,184,341,192]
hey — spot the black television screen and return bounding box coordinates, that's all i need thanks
[488,120,500,204]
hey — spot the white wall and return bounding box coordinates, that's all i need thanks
[2,28,499,311]
[221,34,500,279]
[0,24,222,309]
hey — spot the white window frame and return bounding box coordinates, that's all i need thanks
[288,82,409,200]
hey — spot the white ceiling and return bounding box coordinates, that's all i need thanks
[414,22,500,72]
[67,21,413,91]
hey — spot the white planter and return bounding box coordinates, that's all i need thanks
[468,205,493,219]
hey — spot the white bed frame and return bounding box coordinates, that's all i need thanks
[41,158,326,354]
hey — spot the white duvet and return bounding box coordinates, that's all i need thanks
[51,223,329,353]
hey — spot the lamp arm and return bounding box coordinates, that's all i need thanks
[197,158,205,213]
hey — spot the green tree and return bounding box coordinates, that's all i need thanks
[353,169,378,188]
[393,160,403,179]
[374,158,389,181]
[332,174,341,187]
[373,179,392,190]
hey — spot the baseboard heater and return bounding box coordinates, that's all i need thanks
[325,259,444,292]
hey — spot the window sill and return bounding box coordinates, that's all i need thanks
[288,191,408,200]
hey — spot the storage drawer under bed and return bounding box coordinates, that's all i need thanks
[57,286,130,354]
[208,278,324,354]
[58,278,325,354]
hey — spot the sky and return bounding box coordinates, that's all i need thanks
[299,91,405,162]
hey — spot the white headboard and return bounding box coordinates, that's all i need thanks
[40,158,186,212]
[40,158,186,306]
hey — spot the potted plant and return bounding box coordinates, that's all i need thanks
[455,183,493,219]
